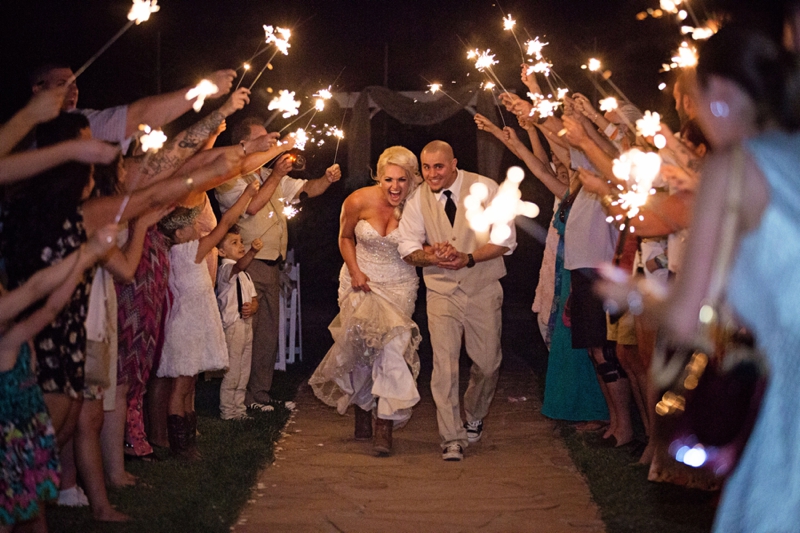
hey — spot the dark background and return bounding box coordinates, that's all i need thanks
[0,0,694,368]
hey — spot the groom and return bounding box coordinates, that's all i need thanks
[397,140,516,461]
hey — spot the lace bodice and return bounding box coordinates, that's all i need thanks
[339,219,418,318]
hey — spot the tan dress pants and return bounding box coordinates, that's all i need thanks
[427,280,503,449]
[245,259,281,405]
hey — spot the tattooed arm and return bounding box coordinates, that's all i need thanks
[124,88,251,190]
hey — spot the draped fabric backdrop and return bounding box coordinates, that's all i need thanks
[347,83,505,188]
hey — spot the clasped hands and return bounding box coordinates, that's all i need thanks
[431,242,469,270]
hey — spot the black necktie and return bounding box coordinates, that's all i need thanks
[443,190,457,227]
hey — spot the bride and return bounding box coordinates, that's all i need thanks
[309,146,422,455]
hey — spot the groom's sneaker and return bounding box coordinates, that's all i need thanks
[465,420,483,443]
[442,443,464,461]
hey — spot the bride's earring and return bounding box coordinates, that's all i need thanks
[710,100,730,118]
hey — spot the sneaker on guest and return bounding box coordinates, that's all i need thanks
[465,420,483,443]
[57,485,89,507]
[442,443,464,461]
[248,402,274,412]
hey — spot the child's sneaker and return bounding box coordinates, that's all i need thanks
[57,486,89,507]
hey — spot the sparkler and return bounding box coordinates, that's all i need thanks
[113,124,167,224]
[248,25,293,91]
[422,77,462,106]
[268,90,301,119]
[599,97,618,112]
[465,166,539,243]
[468,48,510,94]
[672,41,698,68]
[234,63,251,91]
[482,82,507,128]
[290,128,308,151]
[525,37,549,60]
[502,14,527,63]
[71,0,159,81]
[185,80,219,113]
[636,111,662,138]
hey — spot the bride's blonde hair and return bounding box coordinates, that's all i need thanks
[373,146,421,219]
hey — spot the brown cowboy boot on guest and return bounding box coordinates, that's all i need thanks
[354,405,373,441]
[185,411,202,460]
[373,416,393,455]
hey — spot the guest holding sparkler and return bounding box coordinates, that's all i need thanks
[215,117,340,411]
[29,63,236,149]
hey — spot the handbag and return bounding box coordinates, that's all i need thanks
[651,146,768,479]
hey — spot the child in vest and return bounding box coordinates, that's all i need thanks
[216,226,261,420]
[156,180,259,459]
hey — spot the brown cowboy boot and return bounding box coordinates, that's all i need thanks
[373,416,393,455]
[185,411,202,460]
[354,405,373,441]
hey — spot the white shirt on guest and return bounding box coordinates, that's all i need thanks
[215,168,306,217]
[215,258,257,329]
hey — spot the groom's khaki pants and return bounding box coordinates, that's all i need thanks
[427,280,503,449]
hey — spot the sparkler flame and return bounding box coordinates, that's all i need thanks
[527,60,553,76]
[138,124,167,152]
[268,90,301,118]
[465,166,539,242]
[611,149,662,219]
[128,0,159,25]
[314,87,333,100]
[185,79,219,112]
[290,128,308,151]
[428,83,442,94]
[599,97,618,112]
[636,111,662,138]
[282,201,300,219]
[503,14,516,31]
[469,49,498,72]
[557,88,570,100]
[314,99,326,112]
[527,92,561,118]
[586,58,602,72]
[681,25,715,40]
[482,81,496,91]
[263,25,292,55]
[524,37,549,59]
[672,42,698,68]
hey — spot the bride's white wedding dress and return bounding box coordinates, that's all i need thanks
[309,219,421,423]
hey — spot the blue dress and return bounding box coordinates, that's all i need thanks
[713,132,800,532]
[541,193,609,422]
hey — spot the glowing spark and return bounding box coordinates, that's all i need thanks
[678,10,688,20]
[636,111,662,138]
[658,82,667,91]
[611,149,663,218]
[138,124,167,152]
[583,58,602,72]
[557,88,569,100]
[599,97,618,112]
[128,0,159,25]
[470,49,498,72]
[524,37,548,59]
[314,87,333,100]
[243,63,251,71]
[528,60,553,76]
[185,79,218,112]
[325,126,344,140]
[314,99,325,112]
[290,128,308,151]
[681,25,715,40]
[527,92,561,118]
[465,166,538,242]
[672,42,698,68]
[654,134,667,149]
[503,14,516,31]
[268,90,301,118]
[263,25,291,55]
[482,81,496,91]
[282,202,300,219]
[428,83,442,94]
[660,0,678,13]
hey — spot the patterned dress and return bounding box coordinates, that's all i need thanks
[115,225,170,456]
[0,344,60,526]
[5,208,93,398]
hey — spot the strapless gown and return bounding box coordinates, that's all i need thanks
[310,219,421,422]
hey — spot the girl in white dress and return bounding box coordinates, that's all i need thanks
[156,180,259,459]
[310,146,422,455]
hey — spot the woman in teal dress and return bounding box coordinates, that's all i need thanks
[541,189,609,422]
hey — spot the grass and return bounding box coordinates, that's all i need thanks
[46,372,299,533]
